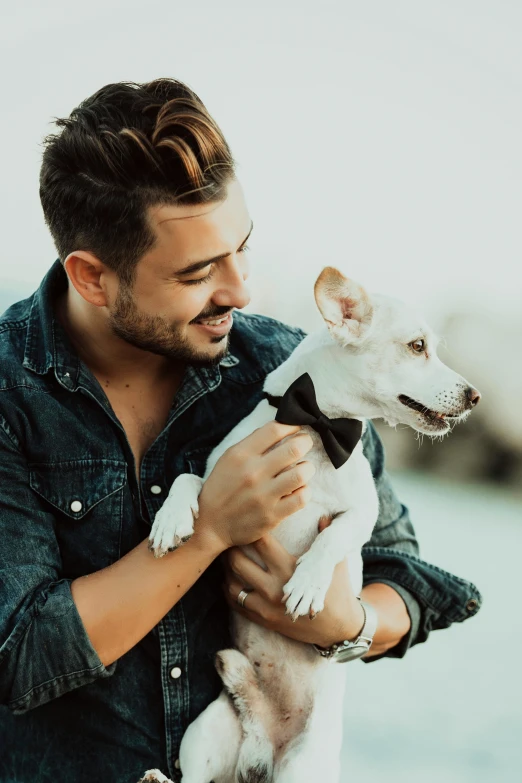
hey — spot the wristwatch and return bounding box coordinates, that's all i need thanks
[313,597,378,662]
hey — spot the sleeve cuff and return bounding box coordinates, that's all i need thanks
[5,578,117,713]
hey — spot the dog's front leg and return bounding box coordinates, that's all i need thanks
[148,473,203,558]
[282,506,373,621]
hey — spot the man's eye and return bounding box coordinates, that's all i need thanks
[409,339,426,353]
[184,246,249,285]
[185,266,216,286]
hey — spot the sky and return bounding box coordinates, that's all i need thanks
[1,0,521,335]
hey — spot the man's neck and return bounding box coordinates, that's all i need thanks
[55,289,184,387]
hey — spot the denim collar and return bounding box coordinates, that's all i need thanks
[21,259,239,394]
[22,260,81,388]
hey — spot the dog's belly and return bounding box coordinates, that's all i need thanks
[232,613,347,756]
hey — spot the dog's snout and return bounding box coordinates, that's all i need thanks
[466,387,481,408]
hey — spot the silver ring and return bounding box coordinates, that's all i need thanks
[237,589,251,608]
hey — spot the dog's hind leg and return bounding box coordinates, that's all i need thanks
[274,733,341,783]
[178,690,241,783]
[273,680,345,783]
[216,649,274,783]
[275,754,340,783]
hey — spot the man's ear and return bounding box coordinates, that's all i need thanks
[63,252,111,308]
[314,266,373,344]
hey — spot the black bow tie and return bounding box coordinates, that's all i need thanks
[263,372,363,469]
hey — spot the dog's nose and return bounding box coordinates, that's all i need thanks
[466,387,481,407]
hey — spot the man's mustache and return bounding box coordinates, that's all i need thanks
[191,307,233,323]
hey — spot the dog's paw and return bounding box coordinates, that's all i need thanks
[282,551,334,621]
[148,474,202,558]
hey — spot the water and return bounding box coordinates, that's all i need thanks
[340,472,522,782]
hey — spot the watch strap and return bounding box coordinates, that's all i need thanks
[313,597,378,662]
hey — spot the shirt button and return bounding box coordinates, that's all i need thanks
[170,666,182,679]
[174,759,181,770]
[466,598,478,612]
[70,500,83,513]
[150,485,162,495]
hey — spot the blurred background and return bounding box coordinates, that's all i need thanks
[1,1,520,780]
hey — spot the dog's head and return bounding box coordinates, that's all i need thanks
[314,266,481,436]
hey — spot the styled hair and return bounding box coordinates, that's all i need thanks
[39,78,236,284]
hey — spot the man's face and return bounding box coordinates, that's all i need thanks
[107,178,252,367]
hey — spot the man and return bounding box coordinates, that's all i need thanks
[0,78,480,782]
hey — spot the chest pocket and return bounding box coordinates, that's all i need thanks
[29,458,128,577]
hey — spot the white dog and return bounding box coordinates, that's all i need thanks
[143,267,480,783]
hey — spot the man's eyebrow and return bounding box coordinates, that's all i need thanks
[176,220,254,276]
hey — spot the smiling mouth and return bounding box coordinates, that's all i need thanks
[194,311,232,326]
[398,395,457,429]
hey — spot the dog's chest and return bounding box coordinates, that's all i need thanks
[305,426,365,508]
[270,427,369,556]
[208,403,373,558]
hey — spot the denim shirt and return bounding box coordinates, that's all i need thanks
[0,261,481,782]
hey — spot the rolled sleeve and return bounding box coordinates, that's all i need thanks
[360,422,427,659]
[360,422,481,661]
[0,418,116,713]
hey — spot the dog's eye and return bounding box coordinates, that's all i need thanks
[409,339,425,354]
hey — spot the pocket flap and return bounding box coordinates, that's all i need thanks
[29,459,127,519]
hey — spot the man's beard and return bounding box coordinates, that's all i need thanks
[107,284,229,368]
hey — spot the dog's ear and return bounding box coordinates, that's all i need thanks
[314,267,373,344]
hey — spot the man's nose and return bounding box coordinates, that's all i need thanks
[212,257,250,310]
[466,387,481,408]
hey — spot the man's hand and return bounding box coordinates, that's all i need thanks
[197,422,315,554]
[222,526,365,649]
[223,516,412,656]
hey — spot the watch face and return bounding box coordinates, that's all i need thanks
[334,642,369,663]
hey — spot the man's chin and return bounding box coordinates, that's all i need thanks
[184,335,230,367]
[187,352,227,368]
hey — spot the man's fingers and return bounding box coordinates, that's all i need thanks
[264,433,314,477]
[252,534,297,577]
[224,575,269,620]
[252,533,292,563]
[272,459,315,496]
[239,420,303,456]
[277,485,312,519]
[224,537,296,605]
[226,547,270,591]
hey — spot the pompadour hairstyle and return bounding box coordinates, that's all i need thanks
[39,78,236,284]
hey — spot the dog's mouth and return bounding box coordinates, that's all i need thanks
[398,395,459,431]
